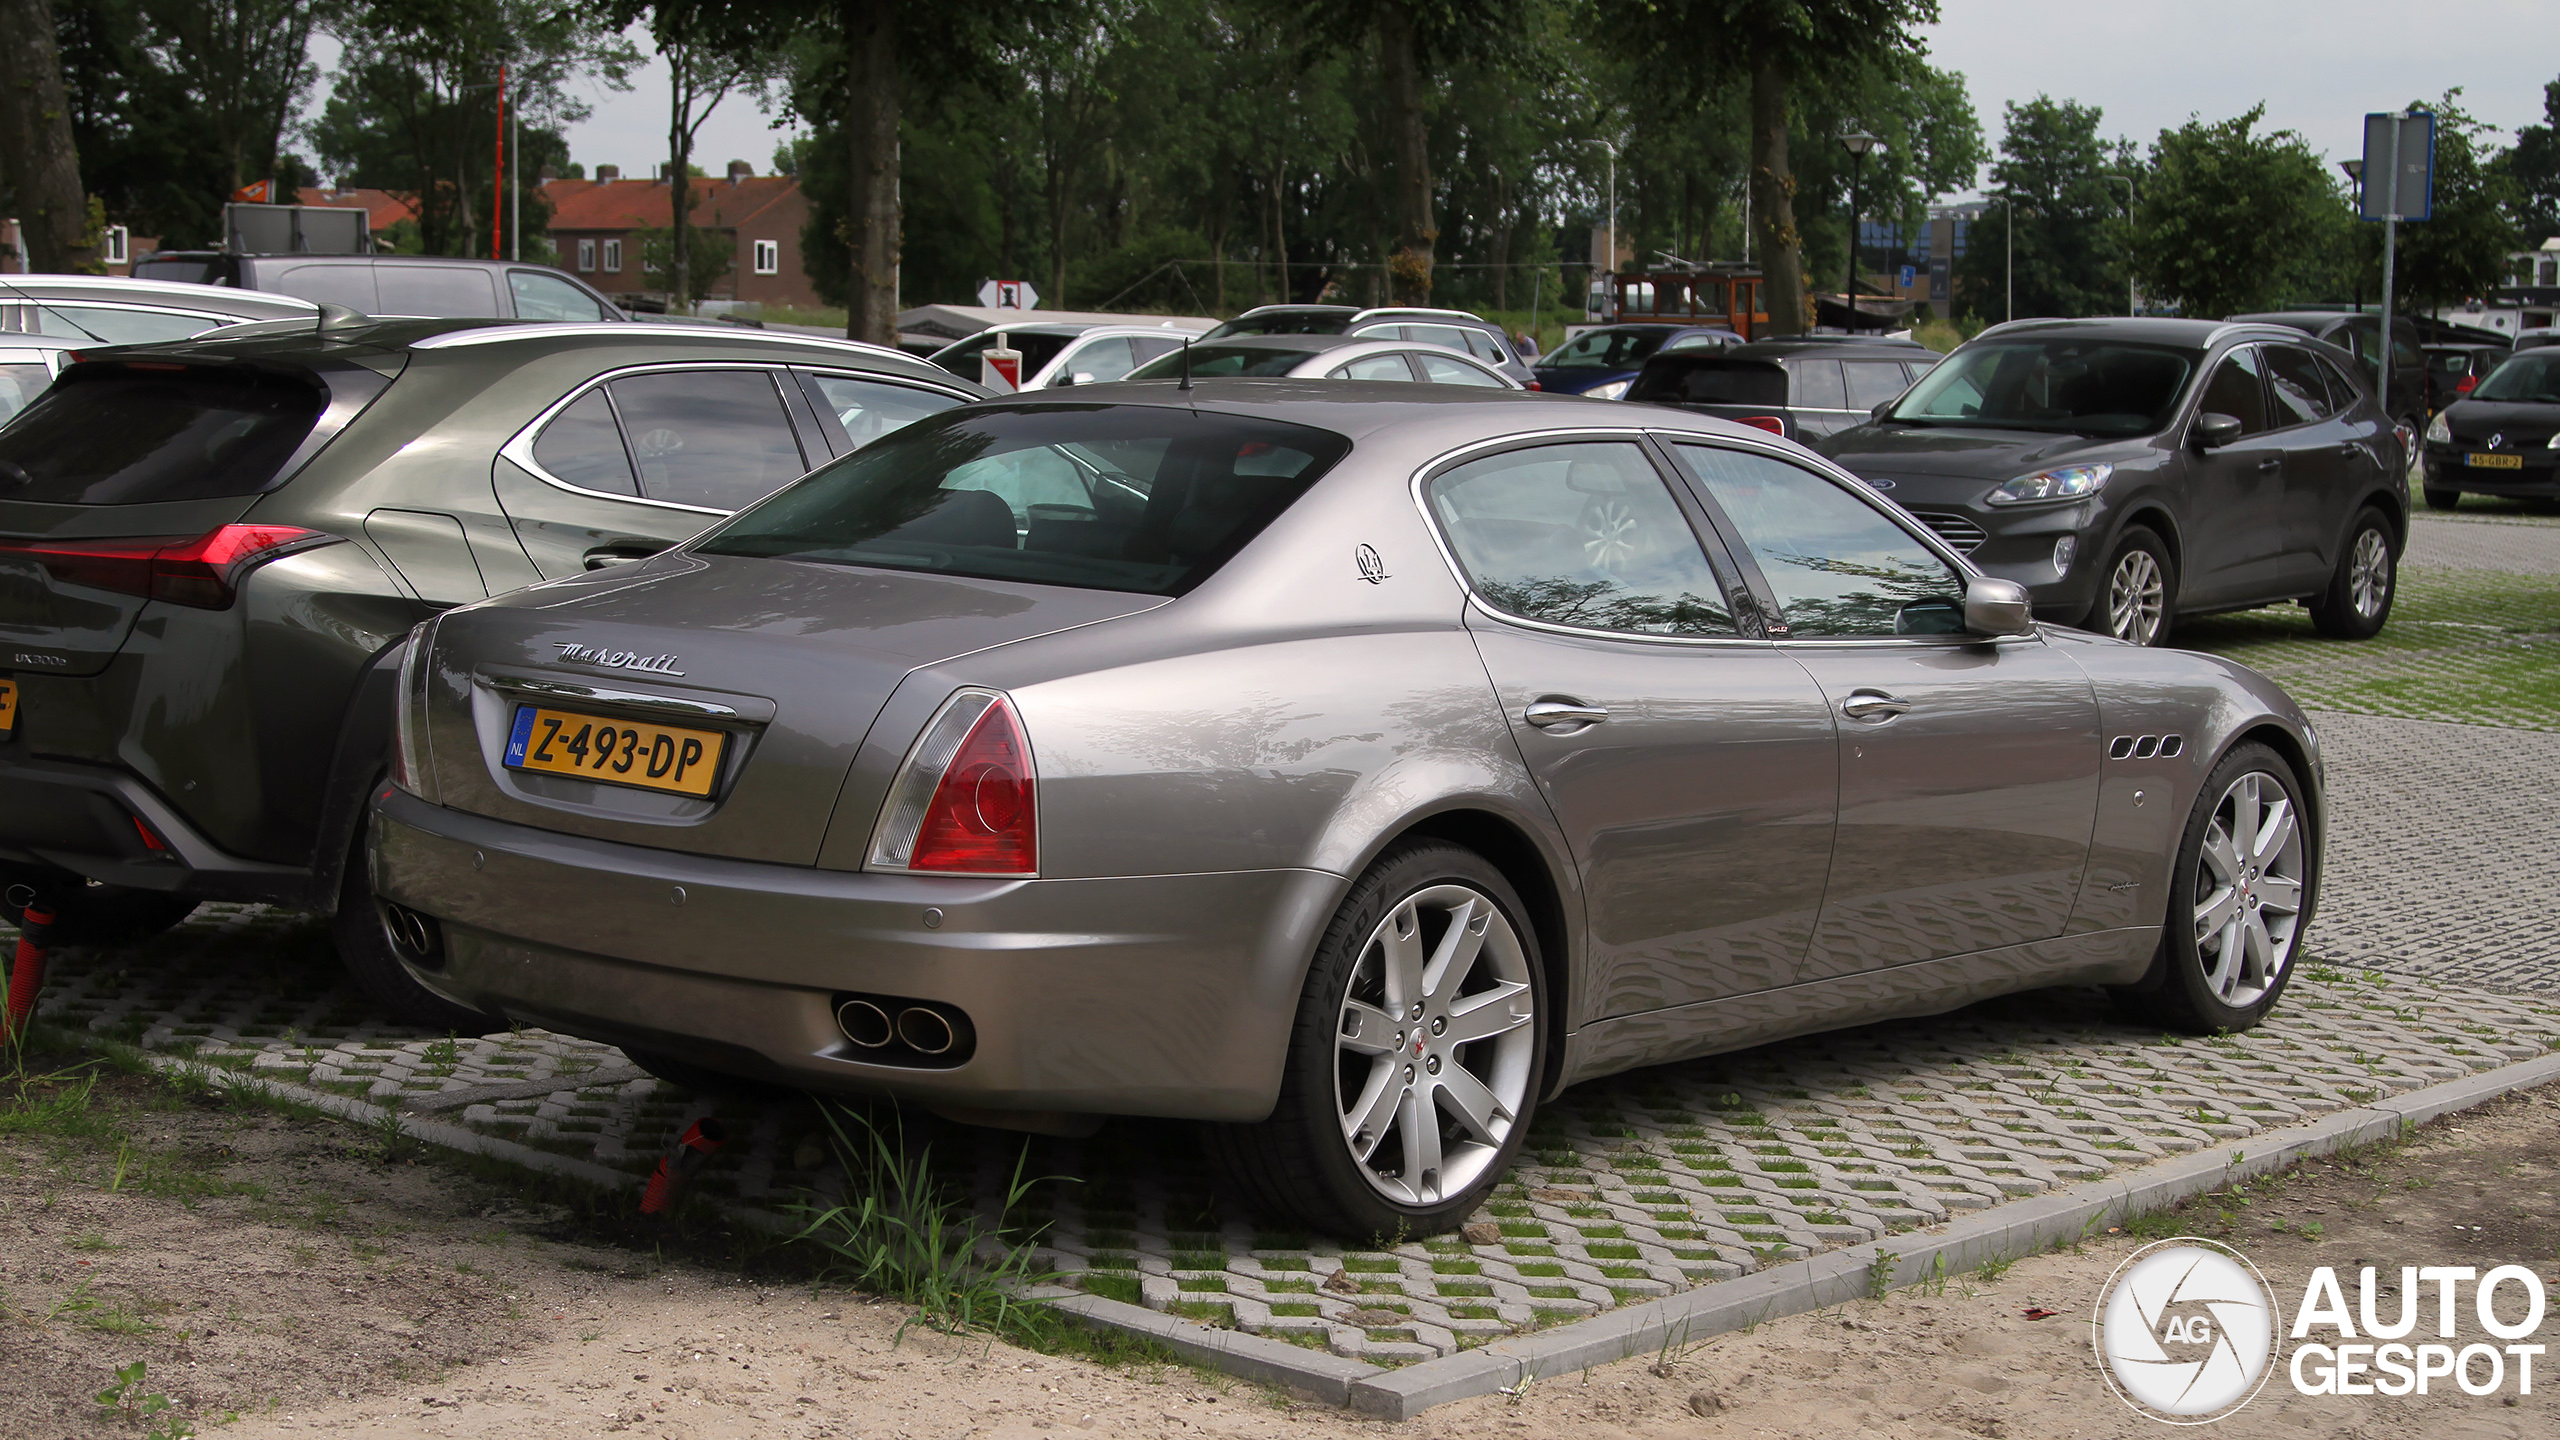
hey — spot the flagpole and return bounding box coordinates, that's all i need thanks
[493,63,506,261]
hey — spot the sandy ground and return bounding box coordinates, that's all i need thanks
[7,1058,2557,1440]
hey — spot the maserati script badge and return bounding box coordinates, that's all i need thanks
[555,643,685,677]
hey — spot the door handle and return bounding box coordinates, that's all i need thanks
[583,545,663,570]
[1840,689,1912,722]
[2256,456,2282,471]
[1524,699,1609,731]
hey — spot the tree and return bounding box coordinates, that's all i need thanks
[2132,105,2335,319]
[604,2,781,313]
[1954,96,2128,321]
[0,0,100,271]
[1592,0,1943,337]
[638,221,734,296]
[2500,75,2560,241]
[2384,93,2520,314]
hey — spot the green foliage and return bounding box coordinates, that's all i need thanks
[2500,75,2560,240]
[96,1360,192,1438]
[2132,105,2338,319]
[2383,93,2523,313]
[1956,96,2135,321]
[791,1105,1060,1344]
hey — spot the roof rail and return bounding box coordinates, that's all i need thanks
[1350,306,1488,323]
[411,321,918,362]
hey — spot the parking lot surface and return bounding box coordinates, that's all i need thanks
[15,512,2560,1366]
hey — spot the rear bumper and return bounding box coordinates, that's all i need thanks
[0,750,315,903]
[369,789,1343,1122]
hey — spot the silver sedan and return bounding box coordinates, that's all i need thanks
[1123,332,1522,387]
[371,382,2321,1236]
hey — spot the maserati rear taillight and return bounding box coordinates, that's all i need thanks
[0,524,337,609]
[869,690,1038,875]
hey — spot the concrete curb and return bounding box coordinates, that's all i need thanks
[1034,1290,1386,1405]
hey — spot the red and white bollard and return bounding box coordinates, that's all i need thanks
[638,1117,728,1217]
[5,902,57,1044]
[979,341,1023,394]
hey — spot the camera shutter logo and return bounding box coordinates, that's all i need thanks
[2094,1239,2281,1423]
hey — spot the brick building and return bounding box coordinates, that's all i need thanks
[541,164,820,310]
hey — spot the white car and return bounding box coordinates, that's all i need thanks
[1124,333,1522,387]
[927,322,1207,392]
[0,335,80,425]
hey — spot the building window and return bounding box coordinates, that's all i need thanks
[602,239,622,273]
[576,238,596,272]
[103,225,129,265]
[753,239,779,275]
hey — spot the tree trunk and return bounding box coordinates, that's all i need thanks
[1377,4,1432,305]
[1748,51,1803,337]
[670,50,692,313]
[0,0,98,273]
[843,0,901,344]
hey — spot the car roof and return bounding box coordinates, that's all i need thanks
[995,376,1750,444]
[1970,316,2305,349]
[1351,307,1497,326]
[0,273,318,317]
[1191,333,1375,353]
[1708,339,1934,361]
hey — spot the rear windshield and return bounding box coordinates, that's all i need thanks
[1886,340,2196,436]
[933,331,1074,379]
[1127,344,1315,380]
[1542,328,1678,370]
[697,405,1351,596]
[2473,353,2560,404]
[1628,358,1787,407]
[0,365,327,504]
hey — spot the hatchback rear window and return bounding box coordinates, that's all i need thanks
[1127,345,1314,379]
[0,365,328,504]
[1627,358,1788,407]
[697,405,1351,596]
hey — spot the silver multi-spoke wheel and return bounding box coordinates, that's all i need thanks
[2347,527,2391,619]
[2190,771,2306,1008]
[1333,883,1536,1207]
[2108,548,2166,644]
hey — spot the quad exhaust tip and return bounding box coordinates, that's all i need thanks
[896,1006,957,1055]
[831,992,973,1065]
[835,998,894,1049]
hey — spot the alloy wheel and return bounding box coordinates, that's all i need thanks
[2108,549,2166,644]
[2190,771,2306,1008]
[1333,883,1537,1207]
[2347,527,2391,619]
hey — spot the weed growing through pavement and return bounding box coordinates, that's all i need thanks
[94,1359,192,1438]
[792,1103,1062,1345]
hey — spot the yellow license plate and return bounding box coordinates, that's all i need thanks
[503,705,726,796]
[0,678,15,735]
[2466,452,2524,470]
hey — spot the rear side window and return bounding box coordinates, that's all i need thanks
[1628,358,1788,407]
[1417,352,1504,387]
[1426,441,1734,637]
[531,389,638,494]
[698,405,1351,597]
[1333,353,1415,382]
[0,366,326,504]
[2263,346,2335,426]
[607,370,807,510]
[375,265,500,317]
[1789,358,1848,410]
[0,361,53,424]
[1843,360,1909,411]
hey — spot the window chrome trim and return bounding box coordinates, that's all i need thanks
[499,360,974,517]
[476,674,746,720]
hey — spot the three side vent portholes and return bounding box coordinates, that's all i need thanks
[2108,734,2185,760]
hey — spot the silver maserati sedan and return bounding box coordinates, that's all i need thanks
[370,381,2322,1236]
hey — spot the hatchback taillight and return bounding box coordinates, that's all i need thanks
[868,690,1037,875]
[2457,375,2476,394]
[0,525,336,609]
[1737,415,1788,435]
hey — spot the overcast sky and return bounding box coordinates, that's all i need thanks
[336,6,2559,195]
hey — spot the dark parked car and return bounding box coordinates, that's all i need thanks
[371,381,2321,1235]
[0,318,979,1023]
[131,251,627,323]
[1820,317,2407,646]
[2419,345,2560,510]
[1627,336,1937,443]
[2229,312,2426,432]
[1532,322,1738,398]
[1199,305,1533,384]
[2424,342,2506,413]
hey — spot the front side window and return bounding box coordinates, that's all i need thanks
[698,406,1349,597]
[798,372,958,449]
[509,269,608,322]
[2199,347,2270,434]
[1058,336,1138,384]
[932,330,1074,380]
[1426,441,1735,637]
[606,369,806,510]
[1887,340,2198,436]
[1677,444,1963,638]
[1541,328,1671,370]
[1417,352,1504,387]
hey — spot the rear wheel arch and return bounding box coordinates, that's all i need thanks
[1382,806,1579,1101]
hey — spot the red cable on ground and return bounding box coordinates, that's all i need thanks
[5,905,57,1044]
[638,1117,728,1216]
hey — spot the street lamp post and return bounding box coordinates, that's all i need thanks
[1840,131,1880,334]
[2103,174,2135,316]
[2339,159,2365,312]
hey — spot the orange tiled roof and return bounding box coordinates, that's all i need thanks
[541,176,798,232]
[295,187,421,232]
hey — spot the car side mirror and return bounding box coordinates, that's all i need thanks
[1871,401,1894,421]
[2192,412,2243,450]
[1962,577,2035,637]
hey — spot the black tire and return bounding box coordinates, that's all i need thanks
[2083,526,2177,646]
[1206,840,1547,1239]
[331,835,501,1034]
[2109,742,2314,1033]
[2421,485,2460,511]
[2307,507,2397,639]
[0,863,199,948]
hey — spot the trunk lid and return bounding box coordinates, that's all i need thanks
[422,553,1164,865]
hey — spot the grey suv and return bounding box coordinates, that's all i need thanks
[0,318,979,1023]
[1820,318,2408,645]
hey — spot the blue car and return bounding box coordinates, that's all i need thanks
[1533,322,1739,398]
